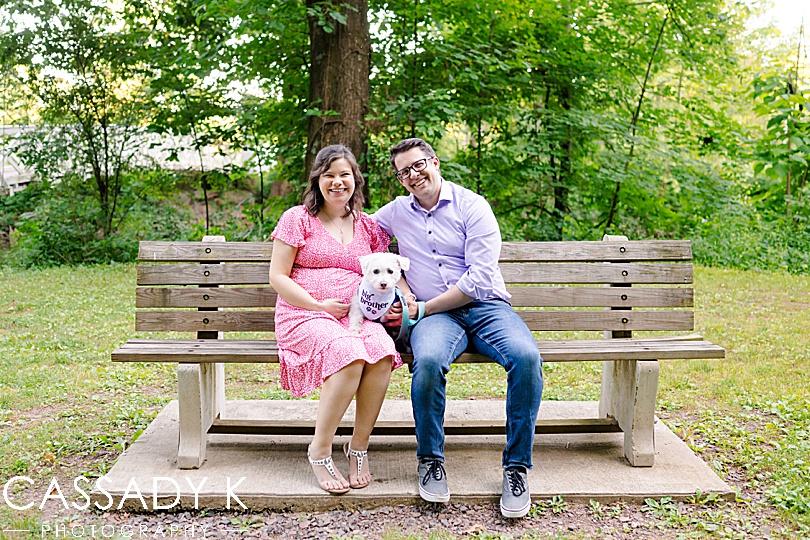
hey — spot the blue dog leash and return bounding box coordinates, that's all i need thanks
[393,288,426,345]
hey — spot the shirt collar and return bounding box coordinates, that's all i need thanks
[408,178,452,213]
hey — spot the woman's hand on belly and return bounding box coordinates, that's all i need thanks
[318,298,351,320]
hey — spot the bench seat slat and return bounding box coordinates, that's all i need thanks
[112,337,725,363]
[137,262,693,286]
[119,333,706,346]
[139,240,692,263]
[209,417,622,436]
[134,309,694,332]
[136,286,693,309]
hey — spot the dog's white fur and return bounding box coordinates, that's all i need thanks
[348,253,410,333]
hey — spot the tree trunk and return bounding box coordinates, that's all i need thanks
[305,0,370,194]
[553,84,573,241]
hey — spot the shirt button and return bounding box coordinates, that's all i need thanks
[438,263,442,267]
[427,213,432,217]
[428,231,432,234]
[432,250,436,253]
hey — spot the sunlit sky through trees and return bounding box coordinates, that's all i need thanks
[767,0,807,33]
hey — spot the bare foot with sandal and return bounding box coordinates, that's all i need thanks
[344,442,372,489]
[307,445,350,494]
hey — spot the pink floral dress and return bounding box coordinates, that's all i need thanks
[271,205,403,397]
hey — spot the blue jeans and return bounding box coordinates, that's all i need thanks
[409,300,543,469]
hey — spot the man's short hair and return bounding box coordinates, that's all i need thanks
[389,138,437,169]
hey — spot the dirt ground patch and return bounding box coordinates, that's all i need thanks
[32,490,787,539]
[3,390,796,539]
[21,429,795,538]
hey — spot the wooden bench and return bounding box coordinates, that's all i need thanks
[112,235,725,469]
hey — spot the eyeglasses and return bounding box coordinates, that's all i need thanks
[394,158,429,180]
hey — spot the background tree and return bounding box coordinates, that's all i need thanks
[1,0,148,237]
[305,0,370,182]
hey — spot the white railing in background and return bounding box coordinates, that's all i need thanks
[0,153,34,196]
[0,125,263,197]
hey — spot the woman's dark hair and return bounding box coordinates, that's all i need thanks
[388,137,437,169]
[302,144,365,217]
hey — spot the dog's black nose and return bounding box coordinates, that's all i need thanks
[380,283,388,289]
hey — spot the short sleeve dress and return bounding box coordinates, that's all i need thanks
[270,205,403,397]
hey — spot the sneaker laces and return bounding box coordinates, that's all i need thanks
[420,460,445,486]
[506,468,526,497]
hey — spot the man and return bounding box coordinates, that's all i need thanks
[374,138,543,518]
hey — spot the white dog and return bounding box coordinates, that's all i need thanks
[348,252,410,333]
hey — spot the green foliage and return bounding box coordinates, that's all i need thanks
[669,395,810,530]
[122,0,311,222]
[4,171,193,267]
[1,0,808,275]
[306,2,358,34]
[0,262,173,523]
[754,398,810,517]
[642,496,680,519]
[1,0,151,237]
[361,0,759,248]
[530,495,568,516]
[692,205,810,273]
[587,500,626,520]
[0,179,47,235]
[751,69,810,207]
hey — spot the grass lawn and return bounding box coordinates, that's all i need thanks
[0,263,808,538]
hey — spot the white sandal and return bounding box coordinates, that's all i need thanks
[343,442,371,489]
[308,446,349,495]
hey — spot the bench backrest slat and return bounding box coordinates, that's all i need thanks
[139,240,692,263]
[137,262,693,286]
[499,263,692,284]
[139,242,273,262]
[137,264,270,285]
[498,240,692,262]
[135,309,694,332]
[133,239,696,335]
[135,286,693,309]
[136,287,278,308]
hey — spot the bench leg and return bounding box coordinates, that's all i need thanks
[177,363,225,469]
[599,360,659,467]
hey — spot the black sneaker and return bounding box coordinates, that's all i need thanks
[500,466,531,518]
[417,459,450,503]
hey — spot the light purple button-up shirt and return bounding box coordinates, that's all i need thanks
[374,179,510,303]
